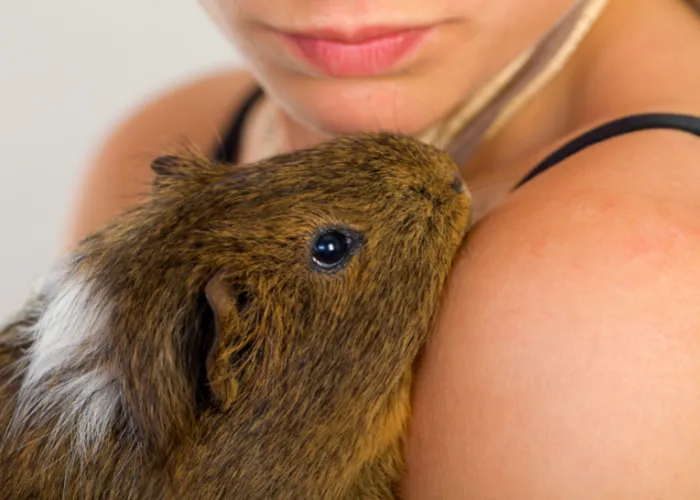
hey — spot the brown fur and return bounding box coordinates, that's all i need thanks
[0,132,470,499]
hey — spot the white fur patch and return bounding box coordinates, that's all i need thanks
[12,268,120,455]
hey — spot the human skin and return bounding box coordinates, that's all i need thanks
[63,0,700,497]
[196,0,577,144]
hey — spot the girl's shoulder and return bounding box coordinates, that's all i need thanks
[63,69,256,248]
[405,119,700,497]
[403,2,700,496]
[471,0,700,304]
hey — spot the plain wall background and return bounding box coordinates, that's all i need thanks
[0,1,245,318]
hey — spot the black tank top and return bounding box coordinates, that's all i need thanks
[213,86,700,190]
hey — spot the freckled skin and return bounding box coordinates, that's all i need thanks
[0,133,470,499]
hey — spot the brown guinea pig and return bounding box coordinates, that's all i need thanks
[0,132,471,499]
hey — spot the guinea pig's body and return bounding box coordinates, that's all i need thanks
[0,133,470,499]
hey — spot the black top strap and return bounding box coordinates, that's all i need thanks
[514,113,700,189]
[214,85,265,164]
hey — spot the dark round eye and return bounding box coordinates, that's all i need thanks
[311,230,354,270]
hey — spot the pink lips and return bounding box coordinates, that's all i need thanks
[281,26,431,78]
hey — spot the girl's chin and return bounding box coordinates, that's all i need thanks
[289,105,432,139]
[268,78,447,139]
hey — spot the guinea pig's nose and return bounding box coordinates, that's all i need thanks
[451,174,465,194]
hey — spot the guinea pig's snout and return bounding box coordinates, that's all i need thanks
[451,174,465,194]
[410,170,468,208]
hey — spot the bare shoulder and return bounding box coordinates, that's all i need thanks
[402,4,700,495]
[62,68,256,250]
[402,3,700,491]
[403,124,700,497]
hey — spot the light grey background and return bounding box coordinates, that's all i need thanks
[0,1,245,318]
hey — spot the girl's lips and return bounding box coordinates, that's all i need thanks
[280,27,432,78]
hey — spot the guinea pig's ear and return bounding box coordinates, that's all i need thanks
[150,155,196,195]
[151,155,190,178]
[202,271,257,411]
[150,153,236,194]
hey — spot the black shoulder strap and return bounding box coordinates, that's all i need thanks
[214,85,265,164]
[514,113,700,189]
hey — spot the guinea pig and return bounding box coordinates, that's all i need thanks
[0,132,471,499]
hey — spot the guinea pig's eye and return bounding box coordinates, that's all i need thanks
[310,228,362,272]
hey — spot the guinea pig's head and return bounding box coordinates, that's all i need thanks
[169,133,470,398]
[14,132,470,464]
